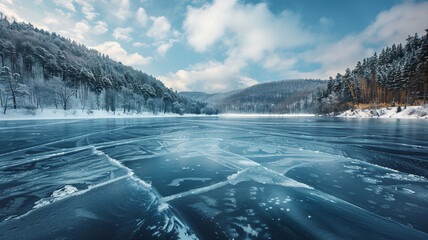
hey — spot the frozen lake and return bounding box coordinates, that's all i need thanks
[0,116,427,239]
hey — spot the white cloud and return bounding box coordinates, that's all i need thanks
[53,0,76,12]
[184,0,234,52]
[173,0,312,92]
[0,2,25,22]
[1,0,13,5]
[75,0,99,20]
[113,27,133,41]
[147,16,171,40]
[93,41,152,66]
[42,15,59,25]
[74,20,91,39]
[110,0,131,22]
[184,0,312,57]
[155,39,178,56]
[262,54,297,72]
[156,42,173,56]
[362,2,428,45]
[94,20,108,34]
[136,7,149,27]
[133,42,150,47]
[159,61,258,92]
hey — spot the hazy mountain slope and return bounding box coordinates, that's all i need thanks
[181,79,326,113]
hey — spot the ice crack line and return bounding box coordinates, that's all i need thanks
[93,147,152,189]
[162,166,312,203]
[9,174,129,222]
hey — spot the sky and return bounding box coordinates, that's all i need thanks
[1,0,427,93]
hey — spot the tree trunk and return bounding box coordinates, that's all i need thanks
[12,91,16,109]
[8,80,17,109]
[3,97,7,114]
[424,76,427,105]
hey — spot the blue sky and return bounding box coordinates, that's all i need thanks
[1,0,427,92]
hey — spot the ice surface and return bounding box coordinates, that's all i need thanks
[1,117,428,239]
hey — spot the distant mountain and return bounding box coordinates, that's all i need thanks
[181,79,326,113]
[0,17,208,115]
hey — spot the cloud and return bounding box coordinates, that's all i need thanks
[319,17,333,26]
[159,61,258,93]
[133,42,150,47]
[147,16,171,40]
[0,2,25,22]
[300,1,428,79]
[1,0,13,5]
[75,0,99,20]
[156,42,173,56]
[110,0,131,22]
[169,0,312,92]
[262,54,297,72]
[92,41,152,66]
[362,2,428,45]
[184,0,312,57]
[53,0,76,12]
[155,39,178,56]
[113,27,133,41]
[42,15,59,25]
[74,20,91,39]
[94,20,108,34]
[136,7,149,27]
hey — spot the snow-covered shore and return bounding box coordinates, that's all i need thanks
[0,109,206,121]
[337,105,428,119]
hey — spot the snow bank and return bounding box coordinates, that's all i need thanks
[0,108,207,121]
[338,105,428,119]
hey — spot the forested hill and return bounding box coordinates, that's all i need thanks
[181,79,326,113]
[316,29,428,114]
[0,16,209,115]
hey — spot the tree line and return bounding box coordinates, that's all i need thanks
[0,15,214,115]
[316,29,428,114]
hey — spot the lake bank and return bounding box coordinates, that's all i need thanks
[0,109,318,121]
[335,105,428,119]
[0,108,204,121]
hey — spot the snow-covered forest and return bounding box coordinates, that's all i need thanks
[0,16,212,115]
[317,29,428,114]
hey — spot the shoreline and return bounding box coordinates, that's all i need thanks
[0,109,209,121]
[335,105,428,119]
[0,109,317,121]
[2,107,427,121]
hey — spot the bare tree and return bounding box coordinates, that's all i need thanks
[52,79,76,110]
